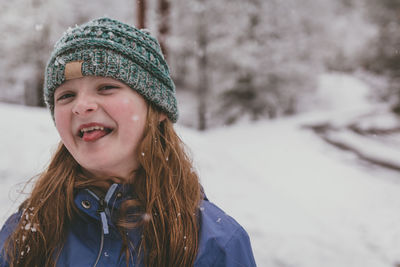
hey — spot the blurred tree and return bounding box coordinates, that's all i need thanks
[195,0,209,130]
[364,0,400,113]
[168,0,376,126]
[0,0,72,106]
[168,0,213,129]
[137,0,147,28]
[212,0,331,124]
[26,0,51,107]
[217,0,278,124]
[158,0,170,58]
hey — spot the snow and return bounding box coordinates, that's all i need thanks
[184,119,400,267]
[313,73,373,112]
[1,73,400,266]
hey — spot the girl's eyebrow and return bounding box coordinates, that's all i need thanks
[92,76,117,82]
[55,85,71,92]
[54,85,75,97]
[94,78,124,85]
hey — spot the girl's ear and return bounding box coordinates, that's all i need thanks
[159,113,167,122]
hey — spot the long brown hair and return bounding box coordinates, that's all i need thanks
[3,104,202,266]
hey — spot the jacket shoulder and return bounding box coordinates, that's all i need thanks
[0,212,22,267]
[195,200,256,266]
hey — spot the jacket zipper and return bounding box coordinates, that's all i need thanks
[86,185,119,267]
[93,226,104,267]
[93,197,108,267]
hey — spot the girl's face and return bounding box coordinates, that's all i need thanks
[54,76,148,180]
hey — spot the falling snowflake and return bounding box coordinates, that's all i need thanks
[24,223,31,231]
[31,224,38,232]
[132,115,139,122]
[35,24,43,31]
[142,213,151,221]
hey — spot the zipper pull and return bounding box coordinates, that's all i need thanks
[97,198,109,235]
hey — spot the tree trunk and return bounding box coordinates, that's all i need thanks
[196,0,208,131]
[137,0,146,29]
[158,0,170,59]
[25,22,49,107]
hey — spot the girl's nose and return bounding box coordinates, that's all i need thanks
[72,95,98,115]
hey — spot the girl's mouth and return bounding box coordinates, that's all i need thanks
[78,125,114,142]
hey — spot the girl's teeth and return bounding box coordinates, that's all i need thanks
[80,126,105,133]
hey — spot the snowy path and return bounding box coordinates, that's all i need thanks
[181,118,400,267]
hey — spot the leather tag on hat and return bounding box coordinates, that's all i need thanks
[65,61,84,80]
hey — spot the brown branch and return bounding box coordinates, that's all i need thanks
[304,122,400,172]
[348,124,400,136]
[320,135,400,172]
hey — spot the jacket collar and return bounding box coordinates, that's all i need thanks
[74,183,133,226]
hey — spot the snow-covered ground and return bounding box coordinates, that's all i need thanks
[1,73,400,266]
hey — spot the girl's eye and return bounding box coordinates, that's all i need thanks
[99,85,119,92]
[56,93,74,101]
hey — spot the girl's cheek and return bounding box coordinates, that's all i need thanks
[54,111,65,131]
[121,99,131,105]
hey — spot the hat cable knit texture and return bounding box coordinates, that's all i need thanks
[44,17,178,122]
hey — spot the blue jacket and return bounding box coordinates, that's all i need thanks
[0,184,256,266]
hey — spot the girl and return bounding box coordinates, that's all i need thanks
[0,17,256,266]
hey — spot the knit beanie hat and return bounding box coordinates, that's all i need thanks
[44,17,178,122]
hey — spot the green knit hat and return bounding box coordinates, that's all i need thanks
[44,17,178,122]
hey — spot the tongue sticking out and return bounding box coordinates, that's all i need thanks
[82,129,108,142]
